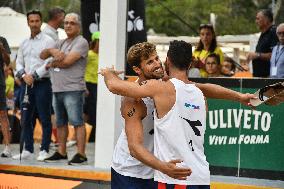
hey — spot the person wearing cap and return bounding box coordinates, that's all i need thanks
[84,31,100,141]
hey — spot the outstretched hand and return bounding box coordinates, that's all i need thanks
[161,159,192,180]
[239,93,257,107]
[99,65,124,76]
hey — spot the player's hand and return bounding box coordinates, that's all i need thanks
[99,66,124,76]
[160,159,192,180]
[239,93,257,107]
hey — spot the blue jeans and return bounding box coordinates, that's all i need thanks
[20,79,52,153]
[53,91,84,127]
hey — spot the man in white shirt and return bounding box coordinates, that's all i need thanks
[42,7,65,148]
[13,10,54,161]
[42,7,65,42]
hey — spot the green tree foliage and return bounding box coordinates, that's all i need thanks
[1,0,80,23]
[145,0,275,36]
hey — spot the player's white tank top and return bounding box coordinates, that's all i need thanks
[112,97,155,179]
[154,78,210,185]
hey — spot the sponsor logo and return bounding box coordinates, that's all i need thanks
[184,102,200,110]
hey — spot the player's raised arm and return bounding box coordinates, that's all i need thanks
[195,83,257,107]
[100,66,160,99]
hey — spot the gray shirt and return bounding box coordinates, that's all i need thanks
[50,35,88,92]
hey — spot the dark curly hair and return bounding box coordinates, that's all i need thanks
[167,40,192,70]
[127,42,156,68]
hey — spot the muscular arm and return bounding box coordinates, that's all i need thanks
[195,83,256,106]
[100,67,160,99]
[122,97,191,179]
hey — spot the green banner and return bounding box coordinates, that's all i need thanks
[192,78,284,179]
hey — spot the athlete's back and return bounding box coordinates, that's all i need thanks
[154,78,210,185]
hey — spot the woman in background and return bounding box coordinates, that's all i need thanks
[193,24,224,77]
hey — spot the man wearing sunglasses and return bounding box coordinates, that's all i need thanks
[40,13,89,165]
[270,23,284,78]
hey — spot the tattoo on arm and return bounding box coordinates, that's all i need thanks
[127,108,136,117]
[139,81,147,86]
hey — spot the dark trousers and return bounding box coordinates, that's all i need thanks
[84,82,97,142]
[20,79,52,153]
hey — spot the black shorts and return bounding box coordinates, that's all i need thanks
[111,168,157,189]
[0,85,7,110]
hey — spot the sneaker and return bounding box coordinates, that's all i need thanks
[12,150,34,160]
[68,153,87,165]
[37,150,49,161]
[1,146,12,158]
[50,142,59,150]
[66,140,77,148]
[44,151,68,162]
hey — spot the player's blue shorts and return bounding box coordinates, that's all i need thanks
[111,167,157,189]
[158,182,210,189]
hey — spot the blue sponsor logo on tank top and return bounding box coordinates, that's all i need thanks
[184,102,200,109]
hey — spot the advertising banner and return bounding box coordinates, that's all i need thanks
[80,0,147,75]
[192,78,284,180]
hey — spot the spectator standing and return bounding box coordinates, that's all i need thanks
[42,7,65,146]
[42,7,65,42]
[41,13,89,165]
[247,9,278,77]
[13,10,54,161]
[0,36,11,157]
[270,23,284,78]
[84,31,100,142]
[193,24,224,77]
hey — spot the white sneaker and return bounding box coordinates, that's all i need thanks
[12,150,34,160]
[37,150,49,161]
[1,146,12,158]
[66,140,77,148]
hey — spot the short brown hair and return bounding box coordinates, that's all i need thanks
[127,42,156,68]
